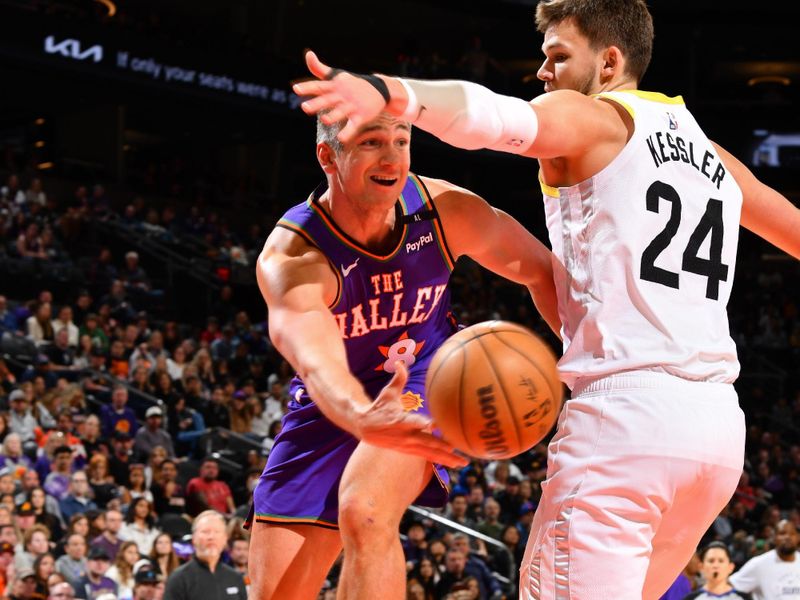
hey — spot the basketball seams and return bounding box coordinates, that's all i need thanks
[493,331,563,407]
[474,333,523,456]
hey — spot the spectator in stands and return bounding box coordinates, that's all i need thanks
[402,520,429,566]
[90,509,124,562]
[46,329,76,370]
[210,327,236,362]
[108,432,135,487]
[150,459,185,516]
[730,519,800,598]
[43,446,74,501]
[78,315,108,355]
[16,524,50,571]
[407,555,439,600]
[121,464,153,507]
[72,546,117,600]
[101,281,136,325]
[59,472,97,522]
[163,510,246,600]
[0,296,18,333]
[203,387,230,430]
[19,354,57,389]
[143,446,167,490]
[25,302,54,346]
[165,346,187,381]
[80,418,106,464]
[28,487,62,540]
[17,223,47,260]
[105,541,138,598]
[228,391,253,434]
[185,458,234,517]
[450,533,503,600]
[0,433,33,473]
[33,552,55,597]
[435,549,473,598]
[211,286,236,327]
[47,581,76,600]
[54,534,87,590]
[189,350,215,392]
[119,498,158,555]
[52,306,79,348]
[0,541,14,597]
[2,174,25,205]
[100,386,138,440]
[228,538,248,579]
[148,533,179,580]
[444,493,476,532]
[131,565,162,600]
[152,372,179,407]
[133,407,173,462]
[167,397,205,457]
[129,364,155,397]
[495,476,524,523]
[476,497,504,542]
[7,567,38,600]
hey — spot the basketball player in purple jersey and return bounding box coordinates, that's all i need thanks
[293,1,800,597]
[247,111,560,599]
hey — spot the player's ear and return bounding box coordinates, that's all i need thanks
[600,45,623,81]
[317,142,337,174]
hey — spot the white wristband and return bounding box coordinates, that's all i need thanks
[398,78,420,122]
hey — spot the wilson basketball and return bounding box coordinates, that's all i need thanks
[425,321,563,459]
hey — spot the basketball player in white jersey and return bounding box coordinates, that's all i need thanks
[292,0,800,598]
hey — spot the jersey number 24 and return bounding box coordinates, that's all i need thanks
[640,180,729,300]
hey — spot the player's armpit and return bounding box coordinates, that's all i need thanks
[430,179,561,337]
[713,141,800,260]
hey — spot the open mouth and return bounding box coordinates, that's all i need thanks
[370,175,397,187]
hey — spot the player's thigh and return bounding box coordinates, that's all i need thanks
[642,463,741,600]
[338,441,433,527]
[249,521,342,600]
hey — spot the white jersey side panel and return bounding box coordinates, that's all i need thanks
[542,91,743,389]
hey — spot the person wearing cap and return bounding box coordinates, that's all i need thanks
[14,500,37,534]
[0,540,15,597]
[100,386,138,441]
[133,407,174,462]
[7,566,37,600]
[131,566,162,600]
[73,546,117,600]
[163,510,246,600]
[58,472,97,522]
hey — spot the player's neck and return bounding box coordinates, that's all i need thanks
[322,192,400,252]
[704,582,732,595]
[594,76,638,95]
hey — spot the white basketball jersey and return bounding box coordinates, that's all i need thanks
[541,90,743,389]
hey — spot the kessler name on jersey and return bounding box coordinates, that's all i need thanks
[645,131,726,189]
[333,270,447,340]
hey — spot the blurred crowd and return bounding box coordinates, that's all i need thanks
[0,169,798,600]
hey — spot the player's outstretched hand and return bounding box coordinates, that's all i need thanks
[292,50,389,144]
[354,361,468,469]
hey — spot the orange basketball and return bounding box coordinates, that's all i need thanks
[425,320,563,459]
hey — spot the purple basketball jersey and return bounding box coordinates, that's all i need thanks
[248,174,457,529]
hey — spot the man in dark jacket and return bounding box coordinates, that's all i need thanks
[163,511,246,600]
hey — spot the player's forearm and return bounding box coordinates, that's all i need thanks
[271,318,371,436]
[383,76,538,154]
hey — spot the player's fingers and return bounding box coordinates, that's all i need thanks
[388,361,409,393]
[300,93,341,116]
[401,437,469,468]
[338,117,364,144]
[319,103,352,126]
[305,50,332,80]
[292,78,331,97]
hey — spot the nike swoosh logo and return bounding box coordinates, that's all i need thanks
[341,258,360,277]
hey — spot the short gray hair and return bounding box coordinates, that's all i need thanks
[316,112,345,153]
[192,510,226,533]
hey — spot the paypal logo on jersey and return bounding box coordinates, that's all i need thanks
[406,232,433,254]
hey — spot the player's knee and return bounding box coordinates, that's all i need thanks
[338,493,396,548]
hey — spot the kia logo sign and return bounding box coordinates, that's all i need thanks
[44,35,103,63]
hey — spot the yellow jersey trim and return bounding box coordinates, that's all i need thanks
[538,172,560,198]
[617,90,685,105]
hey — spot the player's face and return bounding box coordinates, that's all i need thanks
[701,548,733,585]
[537,18,602,95]
[331,114,410,209]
